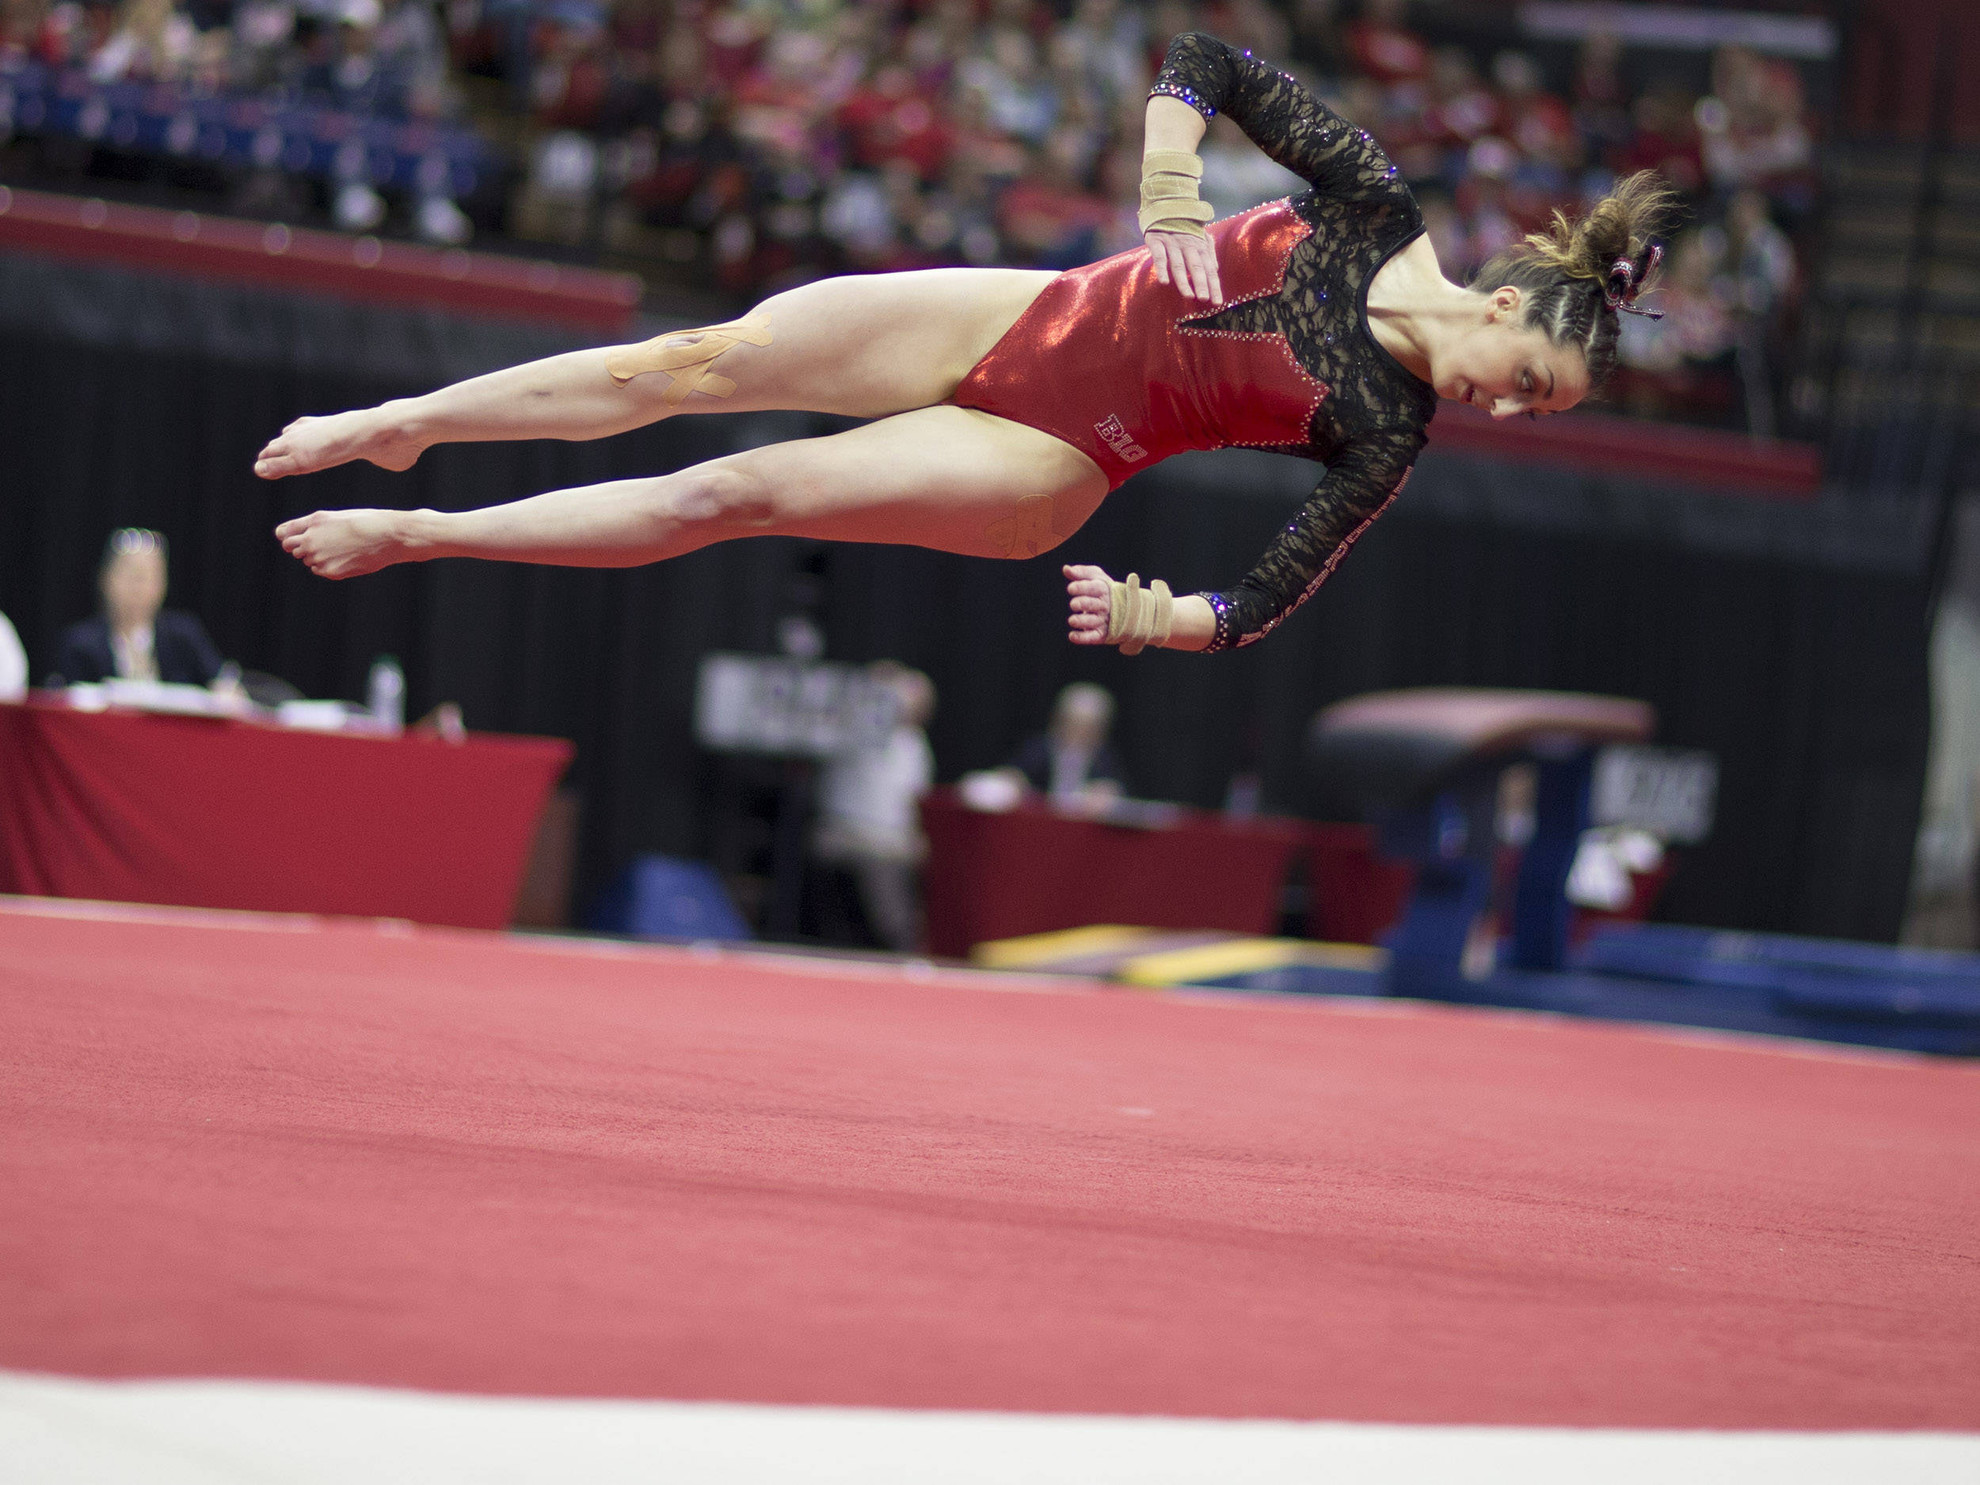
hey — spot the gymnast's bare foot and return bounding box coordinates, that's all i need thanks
[254,406,425,480]
[276,509,430,579]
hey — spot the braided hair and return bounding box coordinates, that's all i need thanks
[1469,171,1679,392]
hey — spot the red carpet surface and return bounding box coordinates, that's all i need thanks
[2,901,1976,1428]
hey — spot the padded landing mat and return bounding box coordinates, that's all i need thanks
[2,900,1976,1428]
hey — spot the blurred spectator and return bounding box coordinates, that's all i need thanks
[1615,229,1736,421]
[1616,80,1705,197]
[1011,681,1126,812]
[1197,0,1289,63]
[960,22,1056,146]
[1720,187,1798,435]
[375,0,456,117]
[1698,43,1815,220]
[1448,150,1521,280]
[1570,31,1631,166]
[1056,0,1148,104]
[1286,0,1347,77]
[50,528,225,687]
[0,608,26,701]
[1612,192,1797,433]
[840,58,955,183]
[0,0,40,63]
[88,0,197,82]
[229,0,302,91]
[997,125,1111,267]
[1423,46,1498,163]
[811,661,936,953]
[1493,50,1577,180]
[1345,0,1428,88]
[1723,188,1797,316]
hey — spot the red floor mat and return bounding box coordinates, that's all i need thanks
[2,905,1976,1428]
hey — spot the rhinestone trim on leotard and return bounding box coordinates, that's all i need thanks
[1148,80,1217,117]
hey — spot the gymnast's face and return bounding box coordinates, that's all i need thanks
[1438,286,1590,420]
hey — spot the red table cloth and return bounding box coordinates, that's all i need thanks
[921,789,1313,959]
[0,698,571,929]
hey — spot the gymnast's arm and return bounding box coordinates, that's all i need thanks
[1142,94,1221,304]
[1065,435,1421,653]
[1197,435,1421,651]
[1150,31,1408,204]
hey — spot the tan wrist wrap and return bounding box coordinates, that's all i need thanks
[1104,572,1175,655]
[1139,150,1213,238]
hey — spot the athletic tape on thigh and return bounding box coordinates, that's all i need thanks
[1105,572,1174,654]
[987,494,1059,559]
[604,312,774,403]
[1138,150,1212,238]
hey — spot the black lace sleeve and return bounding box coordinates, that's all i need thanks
[1200,430,1423,651]
[1150,32,1409,205]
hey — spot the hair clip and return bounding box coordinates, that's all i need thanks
[1604,243,1664,319]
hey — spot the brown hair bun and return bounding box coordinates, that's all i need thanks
[1469,171,1681,391]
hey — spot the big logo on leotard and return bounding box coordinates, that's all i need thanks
[1094,416,1148,463]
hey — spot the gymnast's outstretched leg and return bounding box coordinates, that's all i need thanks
[251,268,1055,480]
[276,403,1109,578]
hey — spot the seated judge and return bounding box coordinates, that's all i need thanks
[51,528,224,687]
[1011,682,1128,812]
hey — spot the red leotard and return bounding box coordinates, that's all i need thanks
[950,201,1328,491]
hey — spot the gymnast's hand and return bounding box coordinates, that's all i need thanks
[1064,563,1115,646]
[1144,229,1224,308]
[1066,563,1217,652]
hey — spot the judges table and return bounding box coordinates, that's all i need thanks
[921,788,1319,960]
[0,698,571,930]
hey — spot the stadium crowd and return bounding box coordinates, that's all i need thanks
[0,0,1820,426]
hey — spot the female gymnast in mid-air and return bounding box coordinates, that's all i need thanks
[259,33,1671,655]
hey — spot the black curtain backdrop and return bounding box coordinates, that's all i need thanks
[0,257,1934,941]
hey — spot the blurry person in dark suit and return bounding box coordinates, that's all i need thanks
[1012,681,1127,810]
[50,529,225,687]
